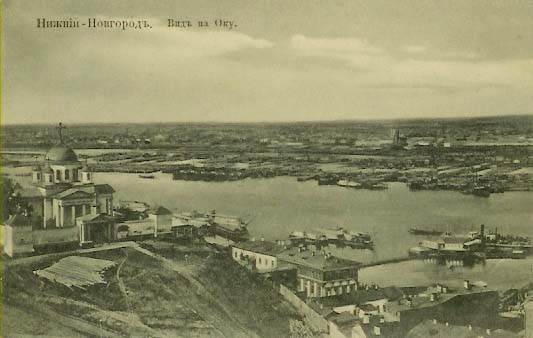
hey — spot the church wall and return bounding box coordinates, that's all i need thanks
[33,227,79,246]
[43,199,53,227]
[2,225,34,257]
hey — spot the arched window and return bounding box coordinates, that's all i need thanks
[56,170,61,181]
[73,169,78,181]
[64,169,70,180]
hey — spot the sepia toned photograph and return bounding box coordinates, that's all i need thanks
[2,1,533,337]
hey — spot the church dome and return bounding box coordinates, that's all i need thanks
[45,143,78,163]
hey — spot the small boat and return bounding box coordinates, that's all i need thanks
[409,228,443,236]
[337,180,362,188]
[139,174,155,179]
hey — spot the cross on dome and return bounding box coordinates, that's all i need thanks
[56,122,66,143]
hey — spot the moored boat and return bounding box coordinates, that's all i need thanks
[409,228,444,236]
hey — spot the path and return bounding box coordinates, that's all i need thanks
[133,245,262,338]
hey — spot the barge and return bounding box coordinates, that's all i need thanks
[289,227,373,249]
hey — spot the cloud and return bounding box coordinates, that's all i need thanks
[402,45,427,54]
[290,35,383,55]
[289,34,533,89]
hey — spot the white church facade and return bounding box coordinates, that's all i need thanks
[3,124,116,257]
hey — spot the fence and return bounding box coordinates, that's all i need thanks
[279,284,329,333]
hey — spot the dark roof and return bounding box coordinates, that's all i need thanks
[5,214,32,227]
[329,312,359,325]
[277,247,362,271]
[382,286,405,301]
[233,240,287,256]
[94,184,115,195]
[76,213,114,223]
[443,236,469,244]
[147,206,172,215]
[406,320,519,338]
[45,143,78,163]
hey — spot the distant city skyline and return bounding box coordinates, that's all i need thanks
[3,0,533,124]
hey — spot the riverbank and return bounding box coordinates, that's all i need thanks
[360,257,533,290]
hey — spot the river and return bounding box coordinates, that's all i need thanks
[5,167,533,287]
[89,172,532,261]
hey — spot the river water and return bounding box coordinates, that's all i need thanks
[93,172,533,260]
[5,167,533,287]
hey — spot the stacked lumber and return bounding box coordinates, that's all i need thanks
[34,256,116,290]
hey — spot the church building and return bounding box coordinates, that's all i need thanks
[3,123,116,257]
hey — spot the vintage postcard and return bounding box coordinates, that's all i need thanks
[2,1,533,337]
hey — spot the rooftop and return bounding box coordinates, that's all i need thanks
[406,320,519,338]
[233,240,287,256]
[386,284,496,313]
[147,206,172,215]
[94,184,115,195]
[277,247,361,271]
[45,142,78,163]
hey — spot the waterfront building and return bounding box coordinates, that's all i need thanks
[115,206,172,240]
[231,239,287,271]
[277,247,361,298]
[173,210,249,241]
[3,123,116,256]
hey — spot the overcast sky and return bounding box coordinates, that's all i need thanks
[3,0,533,124]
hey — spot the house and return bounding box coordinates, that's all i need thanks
[114,206,172,240]
[385,282,500,334]
[277,247,361,298]
[231,239,287,271]
[2,214,34,257]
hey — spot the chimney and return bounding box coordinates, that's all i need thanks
[480,224,486,248]
[468,325,472,331]
[252,237,256,242]
[430,293,436,302]
[432,319,437,325]
[464,280,470,290]
[311,251,315,256]
[363,315,370,324]
[261,237,265,242]
[445,322,449,327]
[486,328,491,335]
